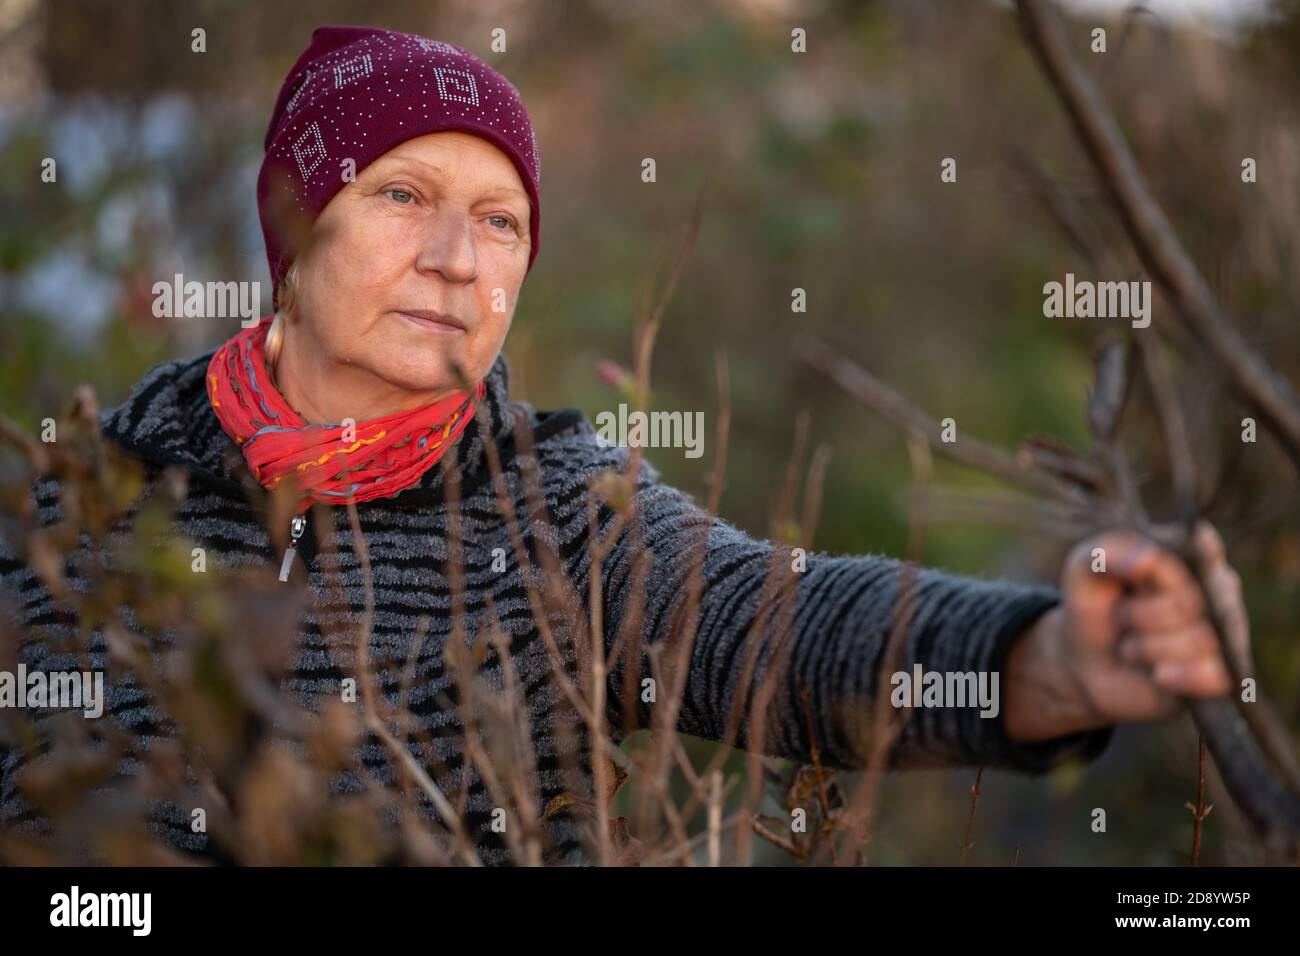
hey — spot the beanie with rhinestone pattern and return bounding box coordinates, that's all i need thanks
[257,25,542,307]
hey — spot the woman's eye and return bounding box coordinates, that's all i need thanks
[388,189,414,204]
[488,215,514,231]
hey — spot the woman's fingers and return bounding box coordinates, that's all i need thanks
[1116,587,1204,633]
[1097,530,1200,594]
[1189,521,1252,670]
[1069,524,1250,709]
[1117,623,1218,666]
[1152,655,1233,697]
[1116,620,1234,697]
[1193,521,1227,567]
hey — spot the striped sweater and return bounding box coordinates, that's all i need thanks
[0,349,1112,864]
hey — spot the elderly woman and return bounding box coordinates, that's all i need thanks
[1,26,1246,866]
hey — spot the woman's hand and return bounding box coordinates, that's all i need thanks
[1003,523,1250,743]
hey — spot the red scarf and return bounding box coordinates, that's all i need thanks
[206,316,484,512]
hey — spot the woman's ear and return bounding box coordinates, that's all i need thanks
[265,312,287,369]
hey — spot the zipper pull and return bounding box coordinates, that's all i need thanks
[279,514,307,582]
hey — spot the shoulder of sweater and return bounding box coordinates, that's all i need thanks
[515,405,754,546]
[98,349,218,470]
[523,403,667,488]
[100,350,213,429]
[0,352,219,527]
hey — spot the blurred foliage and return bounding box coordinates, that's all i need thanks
[1,0,1299,864]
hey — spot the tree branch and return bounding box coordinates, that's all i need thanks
[1014,0,1300,469]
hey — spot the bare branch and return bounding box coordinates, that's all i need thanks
[1014,0,1300,469]
[795,335,1089,506]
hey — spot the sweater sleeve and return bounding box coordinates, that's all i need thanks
[598,467,1114,776]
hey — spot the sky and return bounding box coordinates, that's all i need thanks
[1055,0,1277,33]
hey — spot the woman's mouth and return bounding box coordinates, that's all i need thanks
[395,309,468,333]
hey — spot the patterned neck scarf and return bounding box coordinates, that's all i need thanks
[205,316,484,512]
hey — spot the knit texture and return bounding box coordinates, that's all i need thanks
[259,26,542,305]
[0,351,1113,864]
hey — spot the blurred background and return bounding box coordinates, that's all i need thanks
[1,0,1298,865]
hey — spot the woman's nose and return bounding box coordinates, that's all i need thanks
[414,209,478,283]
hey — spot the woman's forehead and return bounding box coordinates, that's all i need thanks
[373,131,522,183]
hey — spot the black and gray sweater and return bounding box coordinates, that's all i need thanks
[0,349,1112,864]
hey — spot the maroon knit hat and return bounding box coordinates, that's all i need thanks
[257,26,541,307]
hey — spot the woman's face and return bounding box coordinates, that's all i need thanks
[289,130,532,401]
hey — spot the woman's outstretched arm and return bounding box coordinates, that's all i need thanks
[596,461,1245,776]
